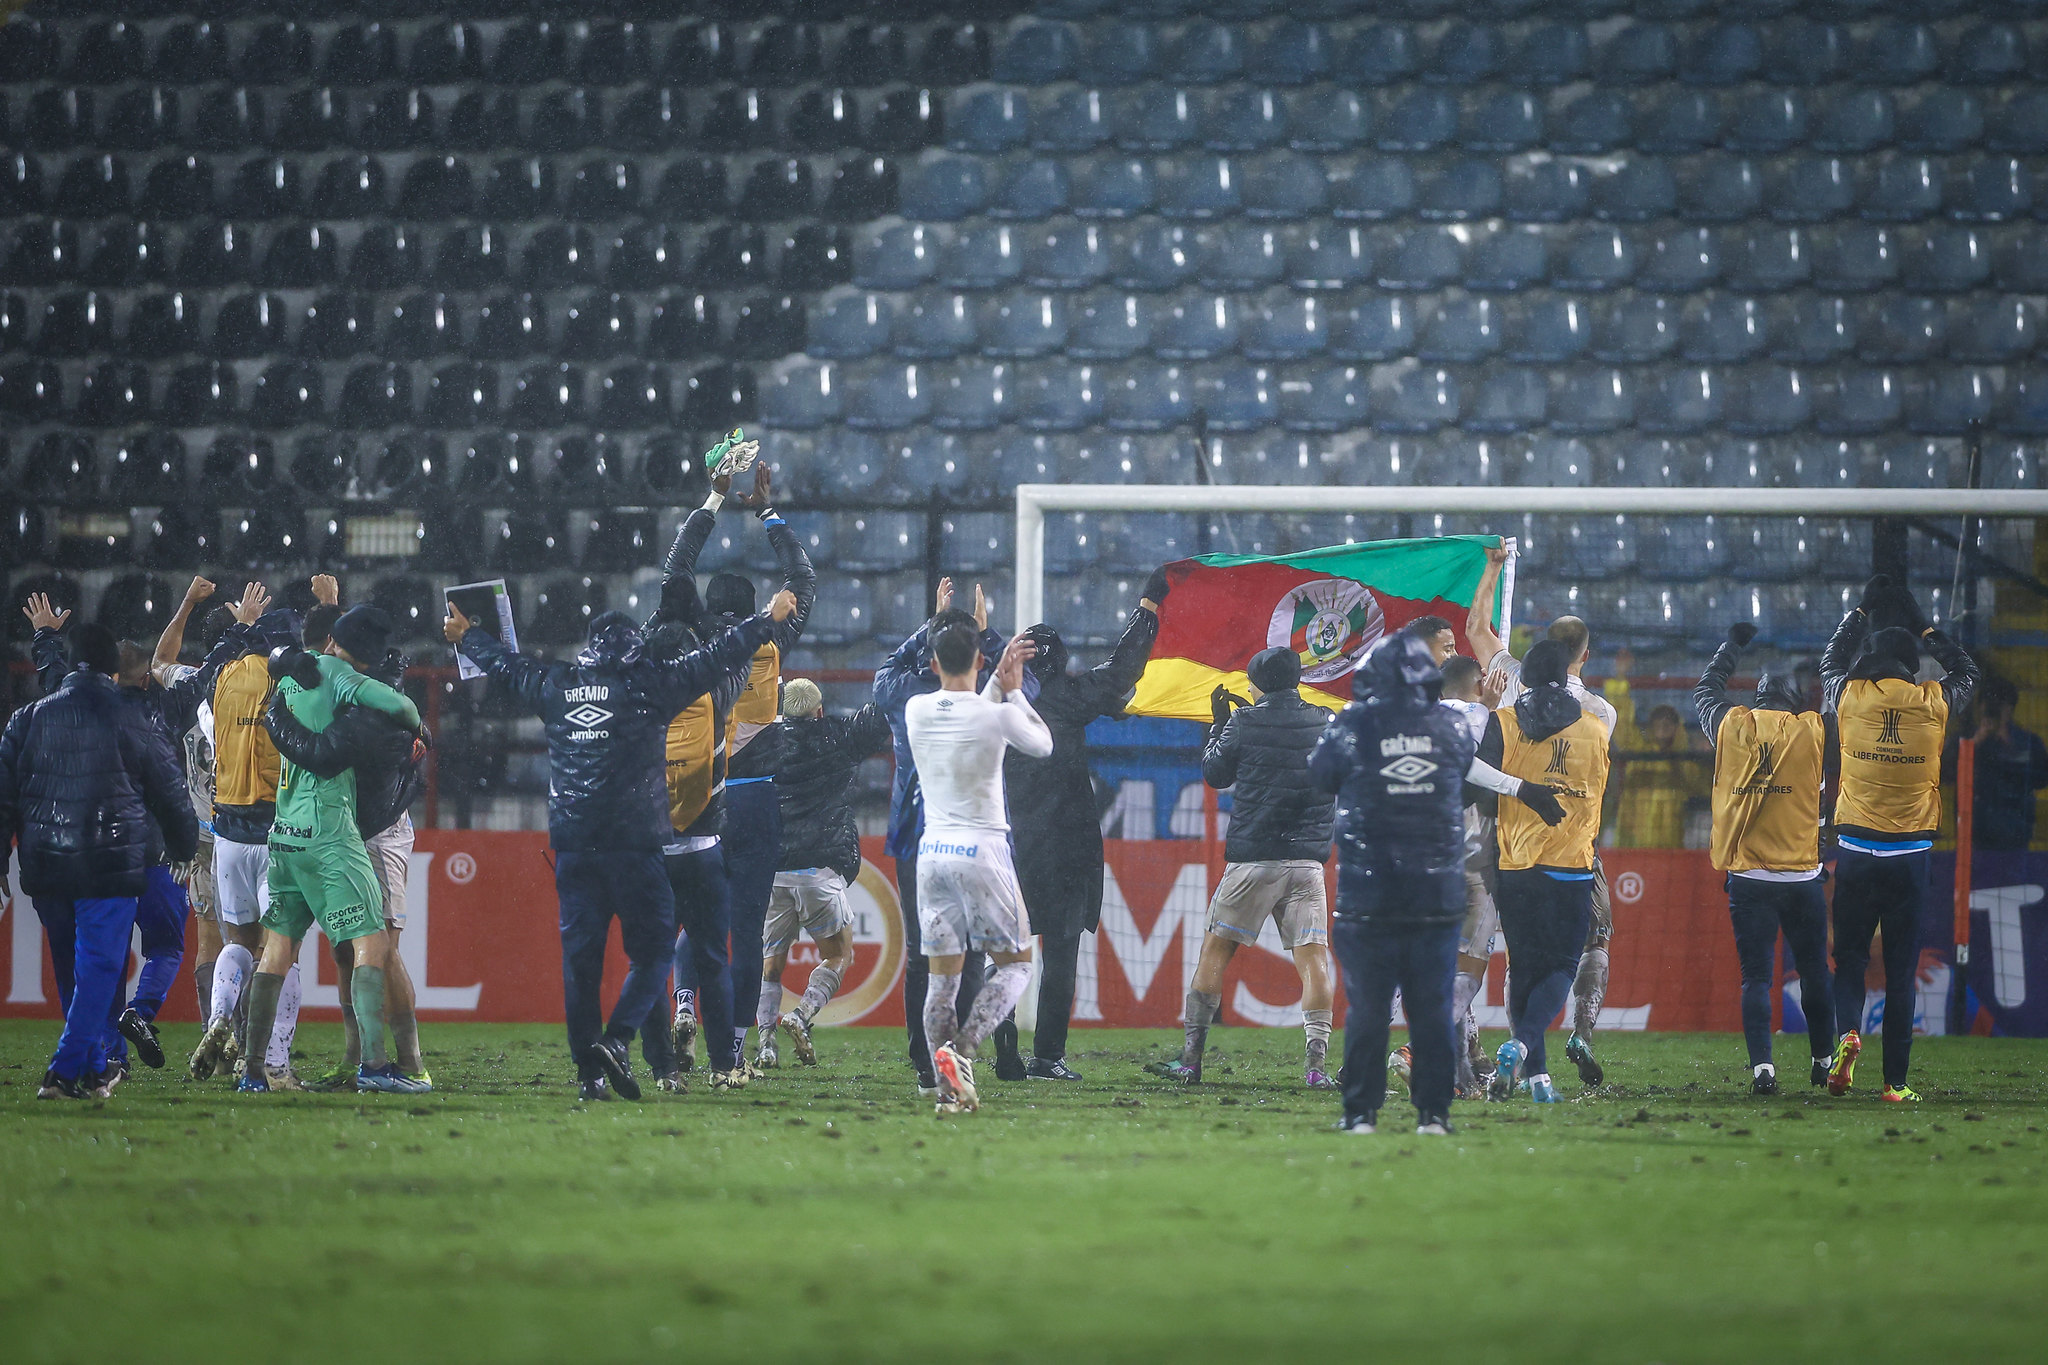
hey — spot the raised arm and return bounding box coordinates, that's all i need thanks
[29,627,66,697]
[756,471,816,650]
[843,702,894,757]
[647,602,783,717]
[1466,543,1508,666]
[1075,580,1166,719]
[447,602,553,717]
[1201,703,1246,790]
[1695,623,1755,746]
[987,635,1054,758]
[1923,628,1980,719]
[1821,578,1886,710]
[153,575,215,669]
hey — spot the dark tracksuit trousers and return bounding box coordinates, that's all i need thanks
[35,864,187,1068]
[1335,914,1460,1125]
[1496,869,1594,1077]
[555,850,674,1083]
[644,844,738,1075]
[722,779,781,1048]
[1726,875,1835,1069]
[1016,848,1099,1063]
[895,846,984,1085]
[1831,848,1928,1088]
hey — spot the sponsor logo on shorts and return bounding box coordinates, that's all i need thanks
[919,838,980,860]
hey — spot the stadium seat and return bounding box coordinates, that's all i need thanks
[1153,294,1238,360]
[557,292,633,361]
[126,291,200,359]
[469,291,544,359]
[1511,22,1590,87]
[852,223,934,290]
[1769,156,1855,223]
[1372,364,1459,432]
[945,512,1014,572]
[1070,156,1157,218]
[1079,22,1157,86]
[1860,295,1946,364]
[1,151,42,216]
[1167,21,1243,84]
[824,156,899,220]
[380,292,459,362]
[1682,296,1769,364]
[1156,156,1241,219]
[1376,88,1459,152]
[349,223,420,289]
[1066,291,1154,359]
[1236,293,1323,360]
[1335,23,1418,86]
[1462,366,1548,435]
[1905,227,1991,294]
[458,434,538,498]
[1042,513,1103,573]
[10,220,80,285]
[843,364,932,430]
[982,292,1069,358]
[1248,21,1329,87]
[931,360,1010,430]
[1549,369,1633,434]
[1375,228,1464,291]
[807,291,891,359]
[938,223,1023,289]
[1283,88,1370,151]
[1725,227,1810,294]
[1685,24,1763,88]
[1554,516,1636,580]
[1551,227,1637,291]
[867,88,943,152]
[1328,158,1417,220]
[1505,296,1591,364]
[1600,22,1677,85]
[1897,90,1983,154]
[1273,363,1367,432]
[603,223,684,290]
[1949,158,2033,222]
[680,363,757,431]
[1726,91,1808,155]
[1812,369,1902,436]
[24,433,96,499]
[779,224,853,291]
[803,576,875,646]
[1950,298,2037,364]
[0,360,63,422]
[989,158,1069,220]
[1860,157,1943,222]
[247,361,323,430]
[1639,91,1723,155]
[1808,89,1895,155]
[995,21,1080,85]
[1988,91,2048,155]
[1551,90,1634,154]
[94,574,178,638]
[1020,221,1111,289]
[1463,92,1541,152]
[1811,224,1897,293]
[491,511,571,574]
[1589,295,1676,363]
[651,158,727,221]
[1636,368,1721,434]
[1205,89,1287,152]
[1015,363,1103,430]
[730,293,803,360]
[1197,224,1283,290]
[1677,157,1762,224]
[0,16,58,82]
[36,290,111,358]
[1030,87,1110,152]
[918,23,992,86]
[1416,160,1501,220]
[1417,296,1500,363]
[1906,369,1996,436]
[1725,366,1812,435]
[1505,159,1591,223]
[946,88,1030,154]
[24,88,93,152]
[780,88,858,152]
[1772,295,1855,364]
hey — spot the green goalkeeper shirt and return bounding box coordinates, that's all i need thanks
[273,654,419,843]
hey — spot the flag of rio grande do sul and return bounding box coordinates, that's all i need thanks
[1126,535,1516,721]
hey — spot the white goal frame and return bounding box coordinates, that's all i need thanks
[1013,484,2048,636]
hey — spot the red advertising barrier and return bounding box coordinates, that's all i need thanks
[4,832,1751,1032]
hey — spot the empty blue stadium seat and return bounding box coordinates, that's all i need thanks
[981,291,1069,358]
[1070,156,1156,218]
[1860,22,1940,86]
[1241,293,1325,360]
[1115,86,1204,151]
[1043,511,1103,572]
[1023,221,1112,288]
[995,21,1080,84]
[1549,368,1634,434]
[1770,156,1855,223]
[1463,367,1548,433]
[892,291,978,359]
[1463,92,1542,152]
[1726,91,1808,154]
[1590,295,1676,363]
[852,223,935,289]
[1813,369,1901,436]
[1949,157,2033,222]
[1418,295,1500,363]
[1601,22,1677,85]
[1860,294,1946,363]
[1773,295,1855,363]
[761,360,840,430]
[1951,298,2038,363]
[1112,221,1198,290]
[989,158,1069,219]
[1637,368,1721,434]
[946,512,1014,572]
[1153,293,1238,359]
[1511,23,1590,87]
[1813,224,1898,293]
[1907,369,1996,435]
[1284,88,1370,150]
[1167,21,1244,84]
[946,88,1030,154]
[1726,366,1812,435]
[1552,227,1637,291]
[1193,363,1277,431]
[1329,296,1417,360]
[844,364,933,430]
[1197,224,1283,289]
[1683,296,1769,363]
[1868,437,1953,491]
[1551,90,1634,154]
[938,222,1022,289]
[1638,516,1729,581]
[1905,226,1991,293]
[1988,91,2048,155]
[1685,24,1763,88]
[1725,227,1810,293]
[1464,227,1549,291]
[1335,23,1419,86]
[1427,23,1503,85]
[1080,22,1158,85]
[1952,23,2027,85]
[1417,159,1501,220]
[1678,157,1762,223]
[1157,156,1241,218]
[1277,363,1368,432]
[1248,21,1330,87]
[1861,157,1943,222]
[1372,364,1459,432]
[1376,88,1460,152]
[1376,227,1464,290]
[1066,291,1154,358]
[1205,88,1287,151]
[1898,89,1983,154]
[1505,159,1591,222]
[1242,154,1326,218]
[1328,158,1416,220]
[1504,296,1588,362]
[1015,363,1103,430]
[1809,89,1895,154]
[804,576,874,645]
[931,360,1010,430]
[1639,91,1723,155]
[1031,87,1110,152]
[900,156,988,221]
[807,291,892,359]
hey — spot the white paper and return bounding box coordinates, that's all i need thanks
[445,579,518,681]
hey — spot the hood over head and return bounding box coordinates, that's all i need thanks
[1354,632,1442,711]
[578,610,646,668]
[1022,623,1068,681]
[1512,638,1583,742]
[249,607,303,654]
[1849,626,1921,684]
[1753,670,1806,713]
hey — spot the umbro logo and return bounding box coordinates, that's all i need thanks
[1379,754,1439,784]
[564,704,614,729]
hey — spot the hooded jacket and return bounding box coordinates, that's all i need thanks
[1820,604,1978,845]
[0,668,199,899]
[1695,639,1831,875]
[1479,642,1610,872]
[1005,605,1160,850]
[774,704,893,881]
[1309,636,1475,923]
[462,613,774,853]
[1203,685,1335,864]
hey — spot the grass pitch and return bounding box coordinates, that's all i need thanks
[2,1020,2043,1365]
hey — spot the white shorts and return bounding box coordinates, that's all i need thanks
[1459,808,1499,959]
[1206,860,1328,948]
[766,868,852,952]
[213,837,271,927]
[365,814,414,929]
[186,830,219,921]
[915,832,1030,958]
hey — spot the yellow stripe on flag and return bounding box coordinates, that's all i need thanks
[1127,657,1348,722]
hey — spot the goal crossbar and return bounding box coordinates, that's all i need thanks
[1012,484,2048,633]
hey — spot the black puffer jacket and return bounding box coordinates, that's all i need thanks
[461,616,773,853]
[264,693,425,840]
[775,704,893,881]
[1309,637,1474,924]
[0,669,199,899]
[1202,688,1336,863]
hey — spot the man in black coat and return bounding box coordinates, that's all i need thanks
[0,623,198,1099]
[1161,646,1338,1088]
[995,570,1166,1080]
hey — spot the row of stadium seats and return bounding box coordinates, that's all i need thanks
[10,217,2047,295]
[8,353,2048,436]
[16,147,2048,225]
[17,81,2048,159]
[15,283,2046,366]
[8,15,2044,94]
[6,422,2040,507]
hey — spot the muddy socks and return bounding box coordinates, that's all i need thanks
[1182,989,1221,1067]
[923,971,961,1055]
[959,962,1032,1057]
[797,963,843,1022]
[351,965,389,1069]
[1573,947,1609,1036]
[1303,1008,1333,1072]
[242,971,284,1080]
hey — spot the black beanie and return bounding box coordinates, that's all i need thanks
[1247,646,1301,693]
[329,605,393,665]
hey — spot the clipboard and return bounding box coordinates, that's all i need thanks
[445,579,518,681]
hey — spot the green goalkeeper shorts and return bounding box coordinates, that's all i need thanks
[263,832,386,946]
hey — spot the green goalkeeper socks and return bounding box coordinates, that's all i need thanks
[351,965,389,1069]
